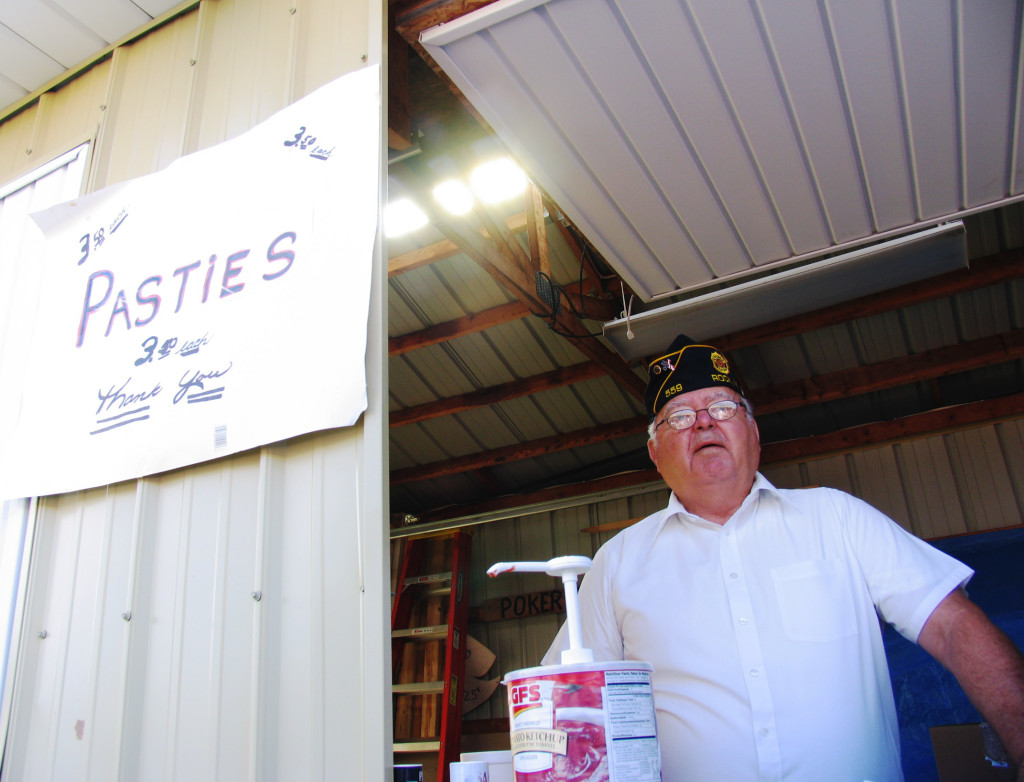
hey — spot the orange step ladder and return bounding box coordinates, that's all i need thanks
[391,530,472,782]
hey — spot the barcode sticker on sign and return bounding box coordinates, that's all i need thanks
[214,426,227,449]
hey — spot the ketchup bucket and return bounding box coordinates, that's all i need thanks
[488,557,662,782]
[504,660,660,781]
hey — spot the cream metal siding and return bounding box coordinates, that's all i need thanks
[0,1,388,780]
[463,421,1024,723]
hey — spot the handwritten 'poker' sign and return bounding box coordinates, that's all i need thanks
[0,66,380,499]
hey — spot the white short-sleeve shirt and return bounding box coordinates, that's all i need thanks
[542,474,973,782]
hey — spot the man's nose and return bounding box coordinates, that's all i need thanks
[693,408,715,428]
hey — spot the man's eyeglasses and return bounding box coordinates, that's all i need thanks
[655,400,743,431]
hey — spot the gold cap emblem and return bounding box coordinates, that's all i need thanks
[711,351,729,375]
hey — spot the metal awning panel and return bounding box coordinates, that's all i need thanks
[422,0,1024,302]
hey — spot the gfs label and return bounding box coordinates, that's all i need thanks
[508,680,556,774]
[510,683,543,716]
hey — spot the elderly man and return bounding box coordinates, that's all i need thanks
[543,334,1024,781]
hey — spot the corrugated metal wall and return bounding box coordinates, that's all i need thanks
[0,2,389,781]
[463,419,1024,723]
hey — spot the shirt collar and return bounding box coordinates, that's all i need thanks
[653,472,792,536]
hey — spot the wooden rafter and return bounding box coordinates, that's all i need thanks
[390,159,646,398]
[760,391,1024,466]
[389,301,530,356]
[388,212,528,276]
[390,361,607,427]
[525,182,550,277]
[753,328,1024,415]
[391,416,647,485]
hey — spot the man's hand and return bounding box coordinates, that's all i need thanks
[918,589,1024,777]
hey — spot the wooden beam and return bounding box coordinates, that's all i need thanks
[580,517,644,535]
[387,10,413,150]
[525,183,550,277]
[390,416,647,485]
[389,301,530,356]
[760,392,1024,465]
[388,212,529,277]
[417,469,662,524]
[393,0,500,131]
[750,328,1024,414]
[391,160,646,398]
[390,361,607,427]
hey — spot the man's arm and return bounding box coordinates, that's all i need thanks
[917,588,1024,776]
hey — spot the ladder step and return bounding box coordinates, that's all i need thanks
[393,625,448,640]
[402,571,452,587]
[421,585,452,598]
[395,741,441,753]
[393,681,444,695]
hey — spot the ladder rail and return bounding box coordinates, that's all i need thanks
[390,531,472,782]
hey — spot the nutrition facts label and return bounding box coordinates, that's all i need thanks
[604,670,661,781]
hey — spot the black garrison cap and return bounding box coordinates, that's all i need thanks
[644,334,743,419]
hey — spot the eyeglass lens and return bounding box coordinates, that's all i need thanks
[660,400,739,430]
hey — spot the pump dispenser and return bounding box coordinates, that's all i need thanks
[488,555,662,781]
[486,556,593,665]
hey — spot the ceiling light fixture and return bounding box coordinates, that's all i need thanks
[386,158,528,237]
[433,179,474,215]
[384,198,428,237]
[470,157,526,203]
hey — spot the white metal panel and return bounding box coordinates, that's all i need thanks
[422,0,1024,301]
[0,24,65,91]
[51,0,157,45]
[0,0,183,111]
[1,1,106,68]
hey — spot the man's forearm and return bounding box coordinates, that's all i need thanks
[917,589,1024,769]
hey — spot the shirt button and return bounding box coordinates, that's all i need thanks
[750,669,760,677]
[760,728,770,738]
[729,572,738,579]
[738,617,748,625]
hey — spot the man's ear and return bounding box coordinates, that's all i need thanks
[647,437,658,466]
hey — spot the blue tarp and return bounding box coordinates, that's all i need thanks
[884,526,1024,781]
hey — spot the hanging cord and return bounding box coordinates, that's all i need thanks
[620,282,635,340]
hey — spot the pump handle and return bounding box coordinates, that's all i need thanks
[486,555,591,579]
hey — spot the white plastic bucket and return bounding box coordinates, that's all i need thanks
[503,660,661,782]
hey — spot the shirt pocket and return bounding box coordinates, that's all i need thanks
[771,558,858,643]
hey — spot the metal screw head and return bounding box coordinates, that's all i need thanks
[122,611,132,621]
[37,630,47,639]
[251,591,262,602]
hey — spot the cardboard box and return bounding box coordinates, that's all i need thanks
[930,723,1016,782]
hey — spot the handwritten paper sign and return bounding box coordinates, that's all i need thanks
[0,66,380,499]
